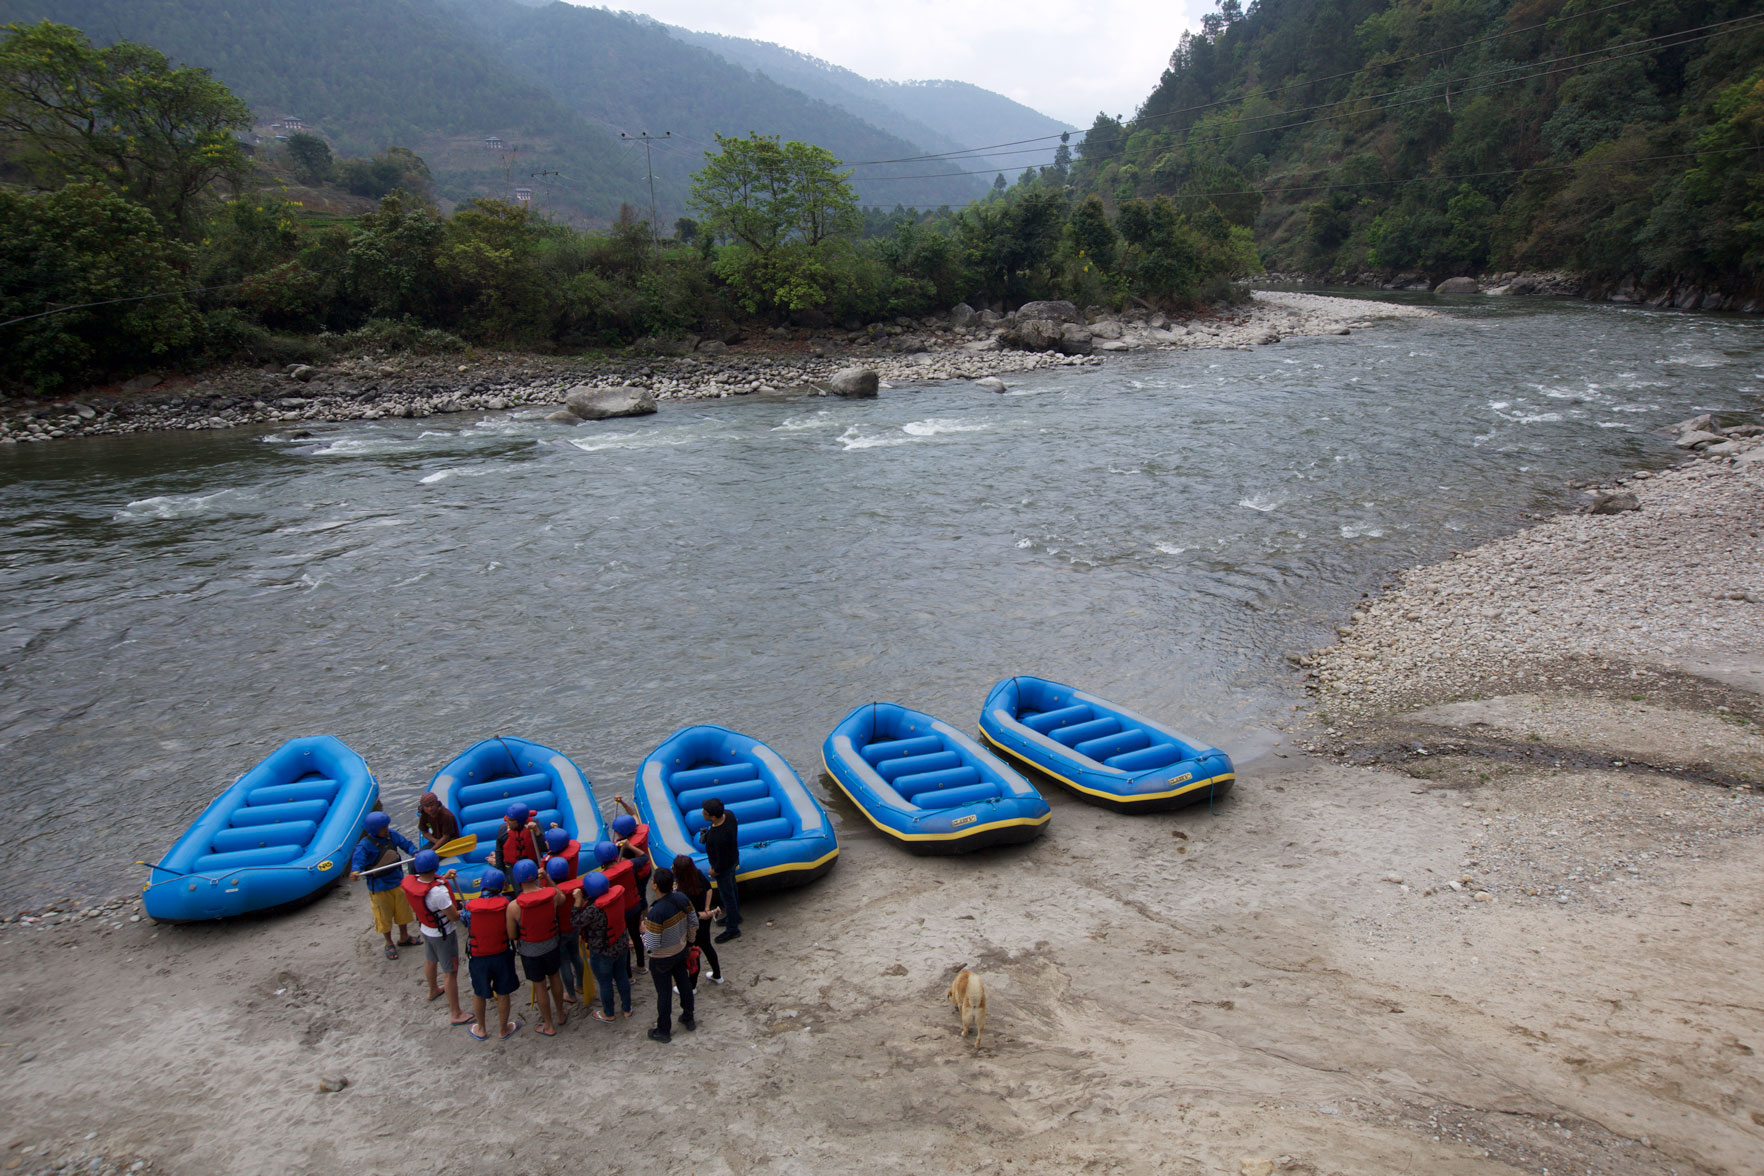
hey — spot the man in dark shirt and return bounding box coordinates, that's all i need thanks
[698,798,742,943]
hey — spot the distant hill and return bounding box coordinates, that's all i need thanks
[673,28,1075,187]
[0,0,1010,222]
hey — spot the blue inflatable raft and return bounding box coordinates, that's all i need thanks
[978,676,1235,812]
[142,735,379,922]
[822,702,1050,853]
[428,736,608,896]
[635,725,838,893]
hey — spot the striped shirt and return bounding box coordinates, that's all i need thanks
[639,892,698,959]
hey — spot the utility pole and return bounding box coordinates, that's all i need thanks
[499,146,518,201]
[529,169,560,214]
[620,131,670,251]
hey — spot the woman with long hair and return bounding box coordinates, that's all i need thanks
[672,854,724,989]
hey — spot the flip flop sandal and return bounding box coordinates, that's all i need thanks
[384,944,399,960]
[397,937,420,947]
[500,1018,523,1041]
[469,1024,490,1042]
[450,1014,475,1026]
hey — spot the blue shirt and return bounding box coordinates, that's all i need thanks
[351,830,416,892]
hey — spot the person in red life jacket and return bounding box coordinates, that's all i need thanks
[611,798,652,904]
[490,804,541,890]
[463,867,522,1042]
[542,827,580,880]
[546,855,587,1008]
[401,850,473,1027]
[594,839,646,975]
[506,858,567,1037]
[573,870,633,1023]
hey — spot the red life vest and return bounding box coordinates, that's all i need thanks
[602,859,637,918]
[555,877,584,931]
[516,886,560,943]
[626,824,652,882]
[465,895,511,957]
[400,875,457,932]
[543,841,580,881]
[593,884,626,947]
[502,823,538,868]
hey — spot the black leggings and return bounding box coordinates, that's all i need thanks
[691,918,720,986]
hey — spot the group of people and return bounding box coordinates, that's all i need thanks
[351,791,744,1043]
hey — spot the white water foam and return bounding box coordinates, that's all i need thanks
[566,431,703,454]
[772,411,839,432]
[309,436,418,457]
[1237,494,1283,512]
[419,466,508,484]
[837,426,908,451]
[114,488,245,521]
[1339,522,1385,539]
[902,418,989,437]
[1153,542,1188,555]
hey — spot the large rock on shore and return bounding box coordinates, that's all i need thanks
[1003,318,1064,352]
[564,384,657,420]
[1435,277,1479,294]
[949,302,977,328]
[1015,299,1080,323]
[827,366,879,397]
[1057,323,1095,355]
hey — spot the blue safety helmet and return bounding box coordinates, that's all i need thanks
[512,859,538,884]
[505,803,530,824]
[479,868,506,894]
[412,849,439,875]
[584,871,609,899]
[593,840,619,866]
[365,812,390,835]
[544,856,570,882]
[612,814,637,838]
[545,828,569,853]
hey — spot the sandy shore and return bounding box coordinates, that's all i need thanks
[5,308,1761,1176]
[0,292,1430,444]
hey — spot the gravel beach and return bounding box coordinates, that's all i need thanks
[0,291,1432,443]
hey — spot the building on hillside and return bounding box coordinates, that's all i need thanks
[513,187,534,205]
[485,136,504,150]
[282,116,306,131]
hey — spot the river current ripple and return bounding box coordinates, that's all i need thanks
[2,294,1760,908]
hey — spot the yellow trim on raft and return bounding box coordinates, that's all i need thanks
[820,754,1053,842]
[738,848,840,882]
[979,729,1235,803]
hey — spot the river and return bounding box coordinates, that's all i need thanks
[2,293,1759,909]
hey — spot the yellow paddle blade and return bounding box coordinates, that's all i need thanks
[433,834,477,859]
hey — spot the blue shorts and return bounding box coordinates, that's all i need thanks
[468,950,519,998]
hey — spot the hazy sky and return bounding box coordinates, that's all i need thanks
[578,1,1216,128]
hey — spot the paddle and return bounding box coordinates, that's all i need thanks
[357,834,478,876]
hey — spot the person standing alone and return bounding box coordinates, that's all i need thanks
[639,867,697,1042]
[698,799,742,943]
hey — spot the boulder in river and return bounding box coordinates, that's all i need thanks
[1089,320,1124,340]
[1674,430,1724,450]
[974,377,1007,393]
[1016,299,1080,323]
[827,367,879,398]
[564,385,657,420]
[1003,318,1062,351]
[1435,277,1479,294]
[545,409,583,425]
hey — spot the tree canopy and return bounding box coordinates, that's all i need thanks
[0,19,251,237]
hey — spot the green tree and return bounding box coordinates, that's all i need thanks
[0,21,251,238]
[0,182,199,390]
[337,147,432,200]
[689,133,859,315]
[1067,194,1118,272]
[284,131,333,185]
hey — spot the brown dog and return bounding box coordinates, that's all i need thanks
[946,969,986,1047]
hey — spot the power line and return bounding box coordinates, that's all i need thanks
[620,130,671,249]
[0,277,274,329]
[840,0,1658,169]
[852,16,1763,182]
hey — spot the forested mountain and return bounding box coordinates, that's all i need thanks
[671,29,1075,187]
[0,0,993,221]
[1066,0,1764,298]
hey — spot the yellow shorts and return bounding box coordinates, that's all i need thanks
[369,886,415,934]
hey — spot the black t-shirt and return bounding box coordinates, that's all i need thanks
[700,816,739,876]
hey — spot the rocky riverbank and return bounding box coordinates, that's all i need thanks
[0,291,1430,445]
[1262,268,1764,312]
